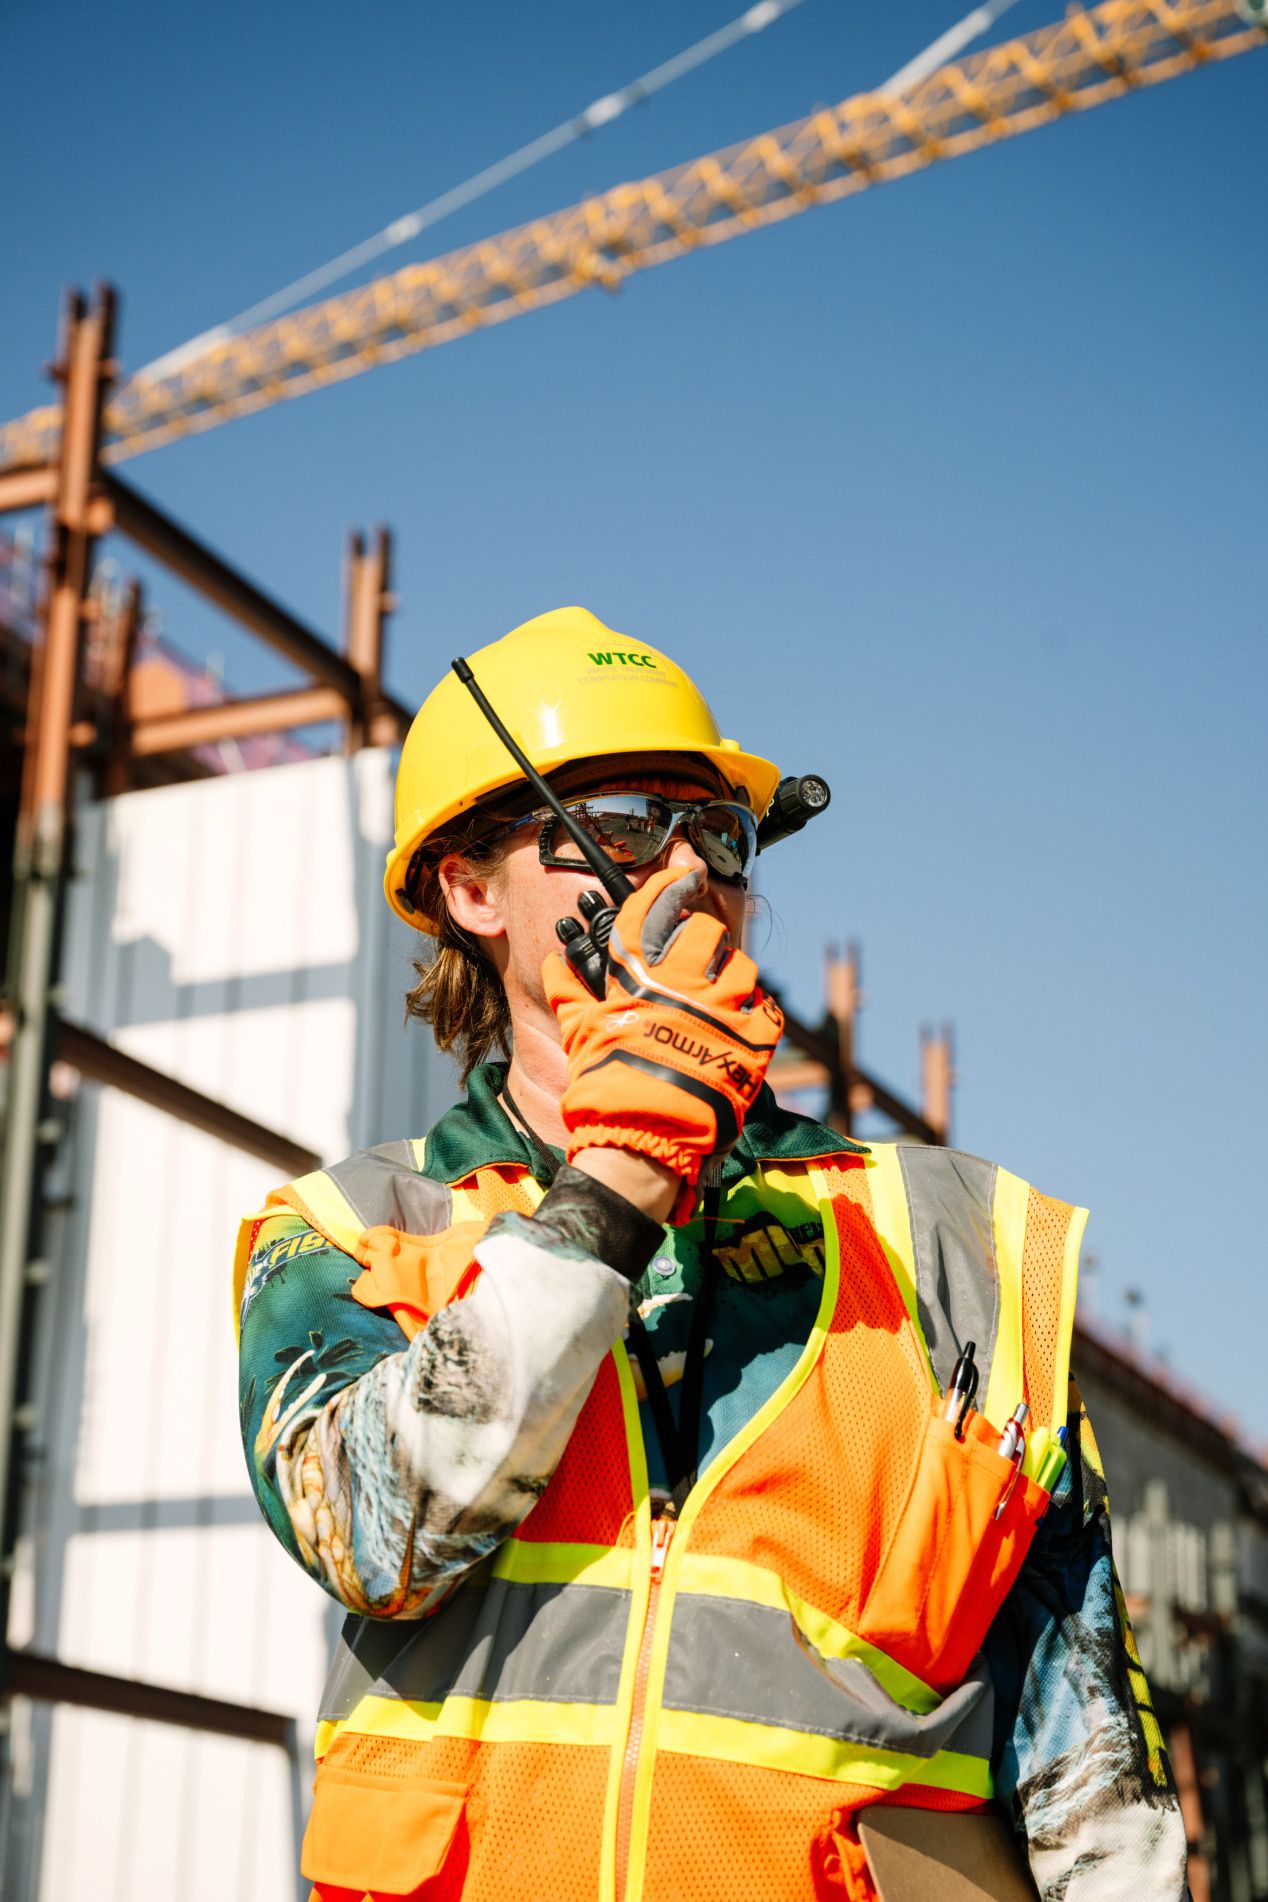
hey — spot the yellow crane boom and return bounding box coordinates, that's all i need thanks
[1,0,1262,473]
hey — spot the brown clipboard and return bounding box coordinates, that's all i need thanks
[859,1806,1040,1902]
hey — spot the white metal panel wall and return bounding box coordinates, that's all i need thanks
[10,751,456,1902]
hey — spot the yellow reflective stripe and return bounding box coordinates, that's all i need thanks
[290,1169,367,1255]
[600,1346,651,1902]
[983,1167,1028,1430]
[656,1709,993,1797]
[316,1693,618,1758]
[492,1537,633,1591]
[696,1166,840,1489]
[234,1170,366,1337]
[623,1174,843,1902]
[674,1553,939,1714]
[749,1163,822,1215]
[1053,1204,1087,1433]
[865,1145,936,1389]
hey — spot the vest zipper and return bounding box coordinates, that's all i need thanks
[615,1509,675,1902]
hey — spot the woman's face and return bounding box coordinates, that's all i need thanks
[439,766,750,1022]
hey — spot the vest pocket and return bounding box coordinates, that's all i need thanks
[857,1406,1050,1692]
[302,1755,467,1899]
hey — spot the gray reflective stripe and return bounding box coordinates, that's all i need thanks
[662,1595,994,1763]
[319,1576,630,1721]
[897,1147,999,1397]
[325,1143,454,1235]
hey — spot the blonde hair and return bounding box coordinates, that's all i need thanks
[403,825,514,1084]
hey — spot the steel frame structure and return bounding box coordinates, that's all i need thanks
[0,288,404,1808]
[769,943,954,1145]
[0,0,1261,474]
[0,297,950,1811]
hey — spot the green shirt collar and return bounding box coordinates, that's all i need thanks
[420,1060,867,1190]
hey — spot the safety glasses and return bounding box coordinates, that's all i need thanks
[524,792,758,885]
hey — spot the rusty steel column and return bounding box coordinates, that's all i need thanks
[921,1022,954,1146]
[824,941,860,1138]
[102,576,143,799]
[0,287,115,1691]
[343,525,395,751]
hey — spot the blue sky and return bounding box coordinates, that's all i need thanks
[4,1,1266,1434]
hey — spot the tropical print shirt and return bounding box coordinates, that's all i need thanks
[238,1063,1187,1900]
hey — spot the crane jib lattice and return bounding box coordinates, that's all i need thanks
[1,0,1263,473]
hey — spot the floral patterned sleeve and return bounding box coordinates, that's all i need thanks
[237,1184,642,1620]
[983,1380,1190,1901]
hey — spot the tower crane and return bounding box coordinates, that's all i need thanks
[0,0,1261,474]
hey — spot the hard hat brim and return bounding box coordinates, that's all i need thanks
[383,738,780,934]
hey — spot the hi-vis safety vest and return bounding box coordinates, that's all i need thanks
[252,1142,1083,1902]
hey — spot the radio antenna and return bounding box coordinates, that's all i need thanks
[451,658,634,906]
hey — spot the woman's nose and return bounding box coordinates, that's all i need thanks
[629,833,709,890]
[665,834,707,874]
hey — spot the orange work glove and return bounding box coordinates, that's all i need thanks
[543,866,784,1221]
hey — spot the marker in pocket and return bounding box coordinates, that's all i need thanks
[942,1341,979,1439]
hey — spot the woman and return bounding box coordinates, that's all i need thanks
[236,606,1187,1902]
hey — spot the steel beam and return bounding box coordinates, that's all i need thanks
[0,290,116,1701]
[768,1058,831,1095]
[854,1064,941,1147]
[104,475,414,738]
[103,473,364,702]
[56,1020,319,1177]
[344,526,401,751]
[776,996,943,1146]
[128,684,349,757]
[102,577,143,797]
[0,468,56,516]
[5,1648,294,1750]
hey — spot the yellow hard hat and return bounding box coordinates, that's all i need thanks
[385,605,780,932]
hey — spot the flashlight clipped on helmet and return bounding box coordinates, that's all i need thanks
[755,775,831,854]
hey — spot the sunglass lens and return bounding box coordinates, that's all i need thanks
[544,798,666,867]
[692,808,754,883]
[543,795,753,882]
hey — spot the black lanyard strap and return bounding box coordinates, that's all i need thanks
[626,1165,723,1506]
[627,1311,686,1489]
[671,1164,722,1509]
[500,1083,561,1184]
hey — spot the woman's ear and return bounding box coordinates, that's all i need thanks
[437,853,506,942]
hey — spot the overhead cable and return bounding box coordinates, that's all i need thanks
[139,0,808,380]
[880,0,1024,93]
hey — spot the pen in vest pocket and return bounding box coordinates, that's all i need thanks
[942,1340,979,1436]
